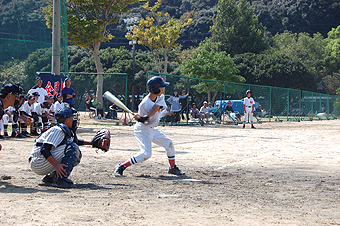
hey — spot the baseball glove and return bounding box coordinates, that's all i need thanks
[91,129,111,152]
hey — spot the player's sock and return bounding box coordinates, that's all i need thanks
[12,124,19,134]
[38,122,43,130]
[121,160,132,168]
[4,125,8,135]
[168,156,176,169]
[21,123,27,133]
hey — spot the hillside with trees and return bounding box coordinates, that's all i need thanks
[1,0,340,95]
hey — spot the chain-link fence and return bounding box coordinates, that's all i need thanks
[63,72,128,111]
[146,72,340,125]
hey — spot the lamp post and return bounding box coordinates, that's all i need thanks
[124,17,139,111]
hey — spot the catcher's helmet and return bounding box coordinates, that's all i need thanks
[246,90,251,95]
[55,107,77,123]
[147,76,169,94]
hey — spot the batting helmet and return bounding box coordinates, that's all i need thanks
[55,107,77,123]
[246,90,251,95]
[147,76,169,94]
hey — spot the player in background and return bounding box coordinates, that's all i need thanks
[50,93,64,125]
[114,76,185,177]
[28,77,47,103]
[0,83,25,150]
[18,95,35,137]
[243,90,256,129]
[31,101,51,135]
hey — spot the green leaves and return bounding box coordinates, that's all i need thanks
[211,0,269,56]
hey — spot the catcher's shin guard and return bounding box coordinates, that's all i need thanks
[52,142,82,188]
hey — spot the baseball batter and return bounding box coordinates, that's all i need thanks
[243,90,256,129]
[114,76,185,177]
[28,107,112,188]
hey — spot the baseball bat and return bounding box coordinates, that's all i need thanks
[103,91,134,115]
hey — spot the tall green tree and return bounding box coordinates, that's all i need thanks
[324,25,340,72]
[126,0,192,73]
[210,0,269,56]
[180,38,243,102]
[43,0,142,105]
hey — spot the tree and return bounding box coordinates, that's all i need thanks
[43,0,143,105]
[232,52,317,91]
[125,0,192,73]
[211,0,269,56]
[324,25,340,72]
[180,38,243,102]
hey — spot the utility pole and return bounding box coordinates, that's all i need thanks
[52,0,61,75]
[124,17,139,111]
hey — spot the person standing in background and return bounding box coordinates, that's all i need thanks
[179,90,189,121]
[167,90,189,123]
[62,78,75,108]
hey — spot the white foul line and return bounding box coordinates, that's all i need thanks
[215,150,280,171]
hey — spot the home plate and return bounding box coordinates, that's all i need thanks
[172,179,202,183]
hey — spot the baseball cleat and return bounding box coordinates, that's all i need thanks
[251,125,256,129]
[242,125,245,129]
[30,131,39,136]
[114,164,126,177]
[16,133,26,138]
[42,172,55,184]
[168,165,185,175]
[52,177,76,188]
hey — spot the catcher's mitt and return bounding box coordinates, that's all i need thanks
[91,129,111,152]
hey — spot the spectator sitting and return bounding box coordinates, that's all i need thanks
[106,104,118,119]
[91,96,106,119]
[225,100,241,121]
[160,102,174,123]
[85,94,104,119]
[190,103,201,119]
[200,101,214,120]
[108,104,118,119]
[255,105,266,118]
[213,103,222,120]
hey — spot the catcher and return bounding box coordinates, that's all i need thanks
[29,106,110,188]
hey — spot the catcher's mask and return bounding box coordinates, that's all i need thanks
[55,107,79,132]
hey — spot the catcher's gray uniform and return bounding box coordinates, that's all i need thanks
[29,125,80,175]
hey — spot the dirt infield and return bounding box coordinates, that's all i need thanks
[0,119,339,225]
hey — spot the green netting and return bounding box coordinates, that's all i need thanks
[147,72,340,125]
[0,1,68,73]
[64,72,128,111]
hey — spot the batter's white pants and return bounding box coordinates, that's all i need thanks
[243,107,254,124]
[132,123,176,164]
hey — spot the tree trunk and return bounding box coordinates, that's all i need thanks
[212,90,219,104]
[163,49,168,74]
[204,82,211,102]
[93,42,104,107]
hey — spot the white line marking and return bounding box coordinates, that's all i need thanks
[172,179,202,182]
[215,150,280,170]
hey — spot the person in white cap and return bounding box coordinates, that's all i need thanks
[243,90,255,129]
